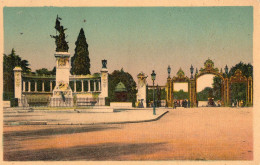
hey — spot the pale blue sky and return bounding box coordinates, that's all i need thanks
[4,7,253,86]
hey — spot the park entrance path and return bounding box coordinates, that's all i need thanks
[3,107,253,161]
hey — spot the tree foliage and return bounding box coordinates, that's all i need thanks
[197,87,214,101]
[71,28,90,75]
[108,69,137,104]
[35,67,56,75]
[3,49,31,100]
[212,76,222,101]
[212,62,253,104]
[228,62,253,78]
[230,83,246,103]
[173,90,189,100]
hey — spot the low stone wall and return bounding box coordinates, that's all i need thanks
[110,102,132,108]
[3,101,10,107]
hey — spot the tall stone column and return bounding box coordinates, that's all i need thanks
[88,80,91,92]
[100,60,108,98]
[13,67,23,100]
[23,81,26,92]
[137,72,148,108]
[50,52,73,107]
[99,80,101,91]
[74,81,76,92]
[81,80,84,92]
[42,81,45,92]
[35,81,37,92]
[50,81,53,91]
[28,81,31,92]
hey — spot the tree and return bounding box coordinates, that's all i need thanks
[212,76,222,101]
[228,62,253,78]
[173,90,189,100]
[3,49,31,100]
[108,69,137,105]
[229,62,252,104]
[230,83,246,104]
[197,87,214,101]
[35,67,56,75]
[212,62,253,105]
[71,28,90,75]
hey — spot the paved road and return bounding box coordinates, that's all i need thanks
[3,107,253,161]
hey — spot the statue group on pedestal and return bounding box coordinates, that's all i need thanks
[50,15,69,52]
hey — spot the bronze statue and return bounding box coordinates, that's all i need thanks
[102,59,107,69]
[50,15,69,52]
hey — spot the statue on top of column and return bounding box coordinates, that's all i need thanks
[50,15,69,52]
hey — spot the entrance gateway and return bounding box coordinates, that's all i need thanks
[166,59,253,107]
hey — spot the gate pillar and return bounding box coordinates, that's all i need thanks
[166,77,172,107]
[224,78,230,106]
[247,76,253,106]
[189,79,196,107]
[221,79,225,106]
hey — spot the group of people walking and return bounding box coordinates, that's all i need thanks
[173,99,190,109]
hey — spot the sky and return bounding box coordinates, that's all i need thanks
[3,7,253,90]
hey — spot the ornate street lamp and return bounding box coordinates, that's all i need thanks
[167,65,171,78]
[151,70,156,115]
[224,65,228,75]
[190,65,194,78]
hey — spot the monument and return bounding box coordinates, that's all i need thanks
[13,66,22,106]
[136,72,148,108]
[100,59,108,98]
[50,15,73,106]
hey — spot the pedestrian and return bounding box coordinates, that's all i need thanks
[174,100,177,109]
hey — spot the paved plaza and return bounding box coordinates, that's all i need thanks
[3,107,253,161]
[4,108,168,125]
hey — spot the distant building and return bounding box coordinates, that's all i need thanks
[115,82,127,102]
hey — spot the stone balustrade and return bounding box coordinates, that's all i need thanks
[20,75,101,93]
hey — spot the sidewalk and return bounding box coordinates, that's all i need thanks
[4,108,169,125]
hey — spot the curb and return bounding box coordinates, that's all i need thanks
[6,111,169,126]
[81,110,169,125]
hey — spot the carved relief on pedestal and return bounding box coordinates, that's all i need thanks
[15,73,21,87]
[58,57,69,67]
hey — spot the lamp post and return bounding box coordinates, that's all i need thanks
[167,65,171,78]
[151,70,156,115]
[190,65,194,79]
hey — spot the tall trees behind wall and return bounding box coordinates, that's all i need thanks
[108,69,137,106]
[3,49,31,100]
[71,28,91,75]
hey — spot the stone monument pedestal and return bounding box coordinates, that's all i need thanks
[50,52,73,107]
[137,72,148,108]
[98,60,108,106]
